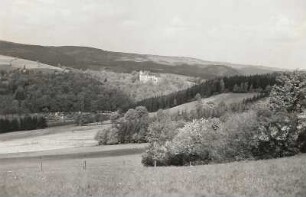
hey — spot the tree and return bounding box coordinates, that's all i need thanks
[134,106,149,142]
[254,109,299,158]
[233,84,240,93]
[220,79,225,92]
[269,71,306,113]
[257,71,306,156]
[142,110,184,166]
[14,86,26,114]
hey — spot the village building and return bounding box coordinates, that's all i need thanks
[139,70,160,84]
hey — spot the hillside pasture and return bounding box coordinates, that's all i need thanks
[0,124,106,154]
[0,55,62,72]
[151,93,258,116]
[0,147,305,197]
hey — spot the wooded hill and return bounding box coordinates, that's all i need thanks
[135,74,277,112]
[0,40,281,78]
[0,69,277,115]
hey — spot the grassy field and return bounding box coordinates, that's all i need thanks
[0,55,62,72]
[0,148,305,197]
[151,93,258,117]
[0,124,106,154]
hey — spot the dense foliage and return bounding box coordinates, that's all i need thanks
[255,71,306,155]
[142,111,258,166]
[136,74,277,112]
[95,106,150,144]
[142,71,306,166]
[0,70,132,114]
[86,70,194,101]
[0,115,47,133]
[142,110,185,166]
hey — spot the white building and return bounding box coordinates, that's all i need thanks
[139,70,160,84]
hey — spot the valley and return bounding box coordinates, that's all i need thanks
[0,40,304,197]
[1,1,305,196]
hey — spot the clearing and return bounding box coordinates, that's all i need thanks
[151,93,258,116]
[0,55,62,72]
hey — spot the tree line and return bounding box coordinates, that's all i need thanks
[0,70,132,115]
[135,73,277,112]
[0,115,47,133]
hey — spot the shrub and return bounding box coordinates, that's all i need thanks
[95,127,119,145]
[167,118,221,165]
[142,110,185,166]
[95,106,150,145]
[142,142,170,166]
[221,111,259,161]
[143,110,260,166]
[253,109,299,158]
[267,71,306,154]
[167,111,258,166]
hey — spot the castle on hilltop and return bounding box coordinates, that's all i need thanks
[139,70,160,84]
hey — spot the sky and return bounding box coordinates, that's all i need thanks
[1,0,306,69]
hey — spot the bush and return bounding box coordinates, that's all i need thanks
[167,118,220,165]
[267,71,306,154]
[168,111,258,165]
[143,110,260,166]
[95,127,119,145]
[220,111,259,161]
[142,110,185,166]
[253,110,299,158]
[95,106,150,145]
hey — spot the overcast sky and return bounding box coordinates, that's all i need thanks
[1,0,305,69]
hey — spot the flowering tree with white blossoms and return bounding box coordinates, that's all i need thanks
[167,118,224,165]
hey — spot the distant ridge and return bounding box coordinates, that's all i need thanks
[0,40,282,78]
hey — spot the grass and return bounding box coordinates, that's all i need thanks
[0,149,305,197]
[0,54,62,72]
[150,93,258,117]
[0,124,107,154]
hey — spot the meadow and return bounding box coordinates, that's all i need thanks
[150,93,258,117]
[0,124,103,154]
[0,148,305,197]
[0,55,62,72]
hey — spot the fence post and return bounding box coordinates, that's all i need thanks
[40,157,43,172]
[83,160,87,170]
[154,160,156,167]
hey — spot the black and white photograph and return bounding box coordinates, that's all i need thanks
[0,0,305,197]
